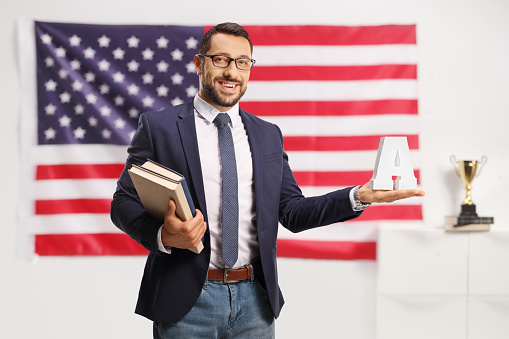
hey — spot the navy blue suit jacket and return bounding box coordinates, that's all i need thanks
[110,101,362,323]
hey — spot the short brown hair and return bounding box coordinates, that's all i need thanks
[198,22,253,55]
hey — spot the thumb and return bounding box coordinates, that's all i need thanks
[166,199,177,217]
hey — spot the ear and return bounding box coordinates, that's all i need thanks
[194,54,202,76]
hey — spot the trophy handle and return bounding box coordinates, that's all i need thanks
[450,155,460,176]
[476,155,487,177]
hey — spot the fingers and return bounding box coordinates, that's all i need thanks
[359,182,425,204]
[162,201,207,249]
[373,188,425,203]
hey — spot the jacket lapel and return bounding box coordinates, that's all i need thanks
[176,102,208,221]
[240,109,265,232]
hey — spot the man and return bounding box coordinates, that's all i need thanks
[111,22,424,338]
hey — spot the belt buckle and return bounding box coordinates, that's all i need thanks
[223,268,240,283]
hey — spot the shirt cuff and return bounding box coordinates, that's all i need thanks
[157,225,172,254]
[349,185,372,212]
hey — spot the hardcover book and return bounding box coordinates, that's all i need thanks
[128,159,203,254]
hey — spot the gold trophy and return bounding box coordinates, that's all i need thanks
[449,156,493,228]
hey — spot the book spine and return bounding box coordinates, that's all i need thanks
[179,178,196,217]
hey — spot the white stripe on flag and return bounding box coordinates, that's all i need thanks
[278,220,424,242]
[34,179,118,199]
[253,45,418,66]
[34,145,128,164]
[30,214,121,234]
[286,150,420,171]
[244,80,417,101]
[261,115,419,136]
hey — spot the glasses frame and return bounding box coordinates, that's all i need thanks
[198,54,256,71]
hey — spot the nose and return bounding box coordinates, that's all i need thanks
[223,63,239,79]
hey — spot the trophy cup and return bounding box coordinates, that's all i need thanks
[449,155,494,229]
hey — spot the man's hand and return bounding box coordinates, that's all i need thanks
[358,182,425,204]
[161,199,207,249]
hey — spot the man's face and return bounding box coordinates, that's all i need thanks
[194,33,251,112]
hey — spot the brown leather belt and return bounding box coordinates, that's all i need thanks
[208,263,261,283]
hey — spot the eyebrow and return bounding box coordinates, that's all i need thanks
[211,52,252,59]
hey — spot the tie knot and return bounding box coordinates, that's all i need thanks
[213,113,231,127]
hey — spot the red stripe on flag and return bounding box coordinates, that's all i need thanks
[277,239,376,260]
[250,65,417,81]
[356,204,423,221]
[36,164,124,180]
[294,170,421,187]
[242,100,418,116]
[283,135,419,151]
[240,25,416,45]
[35,199,111,214]
[35,233,147,255]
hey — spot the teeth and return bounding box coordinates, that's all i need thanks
[222,83,236,88]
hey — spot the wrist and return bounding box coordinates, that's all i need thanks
[352,185,371,211]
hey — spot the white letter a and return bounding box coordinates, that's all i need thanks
[369,137,417,190]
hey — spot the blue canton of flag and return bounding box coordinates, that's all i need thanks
[36,22,202,145]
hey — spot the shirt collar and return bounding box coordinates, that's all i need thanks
[193,94,240,127]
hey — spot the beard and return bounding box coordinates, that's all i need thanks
[201,75,246,109]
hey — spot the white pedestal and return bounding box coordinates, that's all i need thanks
[377,226,509,339]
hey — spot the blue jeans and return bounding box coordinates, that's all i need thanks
[153,272,275,338]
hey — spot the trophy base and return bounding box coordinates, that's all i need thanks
[456,204,494,226]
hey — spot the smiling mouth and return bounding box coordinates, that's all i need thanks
[218,80,239,90]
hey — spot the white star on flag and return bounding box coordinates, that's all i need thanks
[142,96,154,107]
[100,106,112,117]
[44,127,56,140]
[45,79,57,91]
[84,72,95,82]
[142,48,154,60]
[112,48,125,60]
[69,35,81,46]
[171,73,184,85]
[55,47,66,57]
[185,36,198,49]
[45,104,57,115]
[84,47,96,59]
[127,83,140,95]
[74,104,84,114]
[127,60,140,72]
[156,36,169,48]
[41,33,52,44]
[127,36,140,48]
[156,85,169,97]
[112,72,125,83]
[88,117,98,126]
[99,84,110,94]
[142,73,154,84]
[98,35,110,47]
[98,59,110,71]
[59,92,71,103]
[185,62,196,73]
[73,127,86,139]
[59,115,71,127]
[72,80,83,92]
[171,49,184,61]
[156,61,169,72]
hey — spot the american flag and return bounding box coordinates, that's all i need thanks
[21,21,421,257]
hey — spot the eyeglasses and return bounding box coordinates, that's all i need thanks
[199,54,256,71]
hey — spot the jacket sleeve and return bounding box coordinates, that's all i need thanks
[110,113,165,253]
[275,126,363,233]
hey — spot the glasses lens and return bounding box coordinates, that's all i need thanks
[236,58,253,70]
[211,55,230,68]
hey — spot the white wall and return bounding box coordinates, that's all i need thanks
[2,0,508,338]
